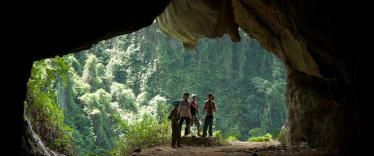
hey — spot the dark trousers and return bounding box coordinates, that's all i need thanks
[179,117,190,136]
[171,121,181,146]
[203,115,213,136]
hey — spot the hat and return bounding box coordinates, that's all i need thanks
[191,94,197,97]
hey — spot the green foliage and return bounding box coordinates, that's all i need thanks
[26,58,74,155]
[26,22,287,155]
[248,128,272,142]
[110,82,137,112]
[227,136,238,142]
[213,130,224,139]
[277,130,286,145]
[213,130,229,144]
[82,54,103,91]
[213,130,239,145]
[249,128,266,137]
[111,114,171,156]
[248,133,272,142]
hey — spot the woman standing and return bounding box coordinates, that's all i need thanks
[189,94,201,136]
[179,92,191,136]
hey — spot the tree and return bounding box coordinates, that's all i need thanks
[82,54,102,91]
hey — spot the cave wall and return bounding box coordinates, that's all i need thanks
[15,1,171,155]
[232,1,360,154]
[284,68,359,153]
[156,0,360,155]
[12,1,362,155]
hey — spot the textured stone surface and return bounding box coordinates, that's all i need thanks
[157,1,361,154]
[23,118,64,156]
[11,1,361,155]
[284,69,359,154]
[180,136,220,146]
[157,0,240,49]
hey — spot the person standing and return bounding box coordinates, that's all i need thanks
[168,101,181,148]
[189,94,201,136]
[179,92,191,136]
[202,93,216,137]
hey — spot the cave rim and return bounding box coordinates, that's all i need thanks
[24,21,290,152]
[14,1,364,155]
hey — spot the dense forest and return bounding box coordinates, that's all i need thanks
[25,23,287,155]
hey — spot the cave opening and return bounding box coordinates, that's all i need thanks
[16,1,364,156]
[24,22,288,155]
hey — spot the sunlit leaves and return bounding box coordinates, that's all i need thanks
[112,114,171,156]
[79,88,112,113]
[110,82,137,112]
[82,54,102,91]
[26,58,74,154]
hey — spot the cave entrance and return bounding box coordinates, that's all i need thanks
[25,22,287,155]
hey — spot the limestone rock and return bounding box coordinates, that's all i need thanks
[157,0,240,49]
[181,135,220,146]
[22,118,65,156]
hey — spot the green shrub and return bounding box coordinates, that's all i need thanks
[112,114,171,156]
[213,130,240,144]
[269,129,280,138]
[248,133,272,142]
[277,131,286,145]
[213,130,229,144]
[227,135,238,142]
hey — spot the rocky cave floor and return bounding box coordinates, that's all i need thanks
[132,140,329,156]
